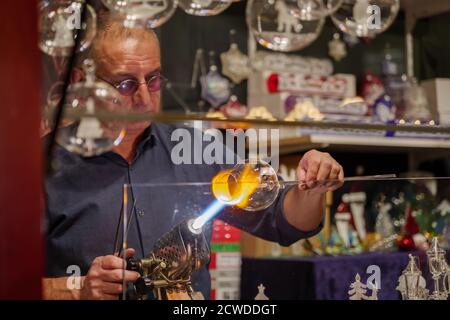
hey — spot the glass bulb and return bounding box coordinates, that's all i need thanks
[38,0,97,57]
[331,0,400,38]
[102,0,178,28]
[295,0,342,20]
[246,0,325,52]
[178,0,233,16]
[55,59,126,157]
[211,159,280,211]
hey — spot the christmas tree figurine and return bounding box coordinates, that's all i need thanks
[348,274,368,300]
[255,284,269,300]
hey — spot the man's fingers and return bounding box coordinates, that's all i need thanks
[102,282,123,295]
[119,248,136,259]
[325,165,341,188]
[297,168,307,190]
[305,159,320,182]
[338,166,344,181]
[101,269,140,283]
[101,255,126,270]
[316,161,332,181]
[101,293,119,300]
[329,166,345,191]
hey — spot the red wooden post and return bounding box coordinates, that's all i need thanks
[0,0,43,299]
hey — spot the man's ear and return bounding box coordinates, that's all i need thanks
[70,67,85,84]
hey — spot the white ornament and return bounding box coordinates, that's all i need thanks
[396,254,428,300]
[328,33,347,61]
[255,284,269,300]
[375,201,394,239]
[343,192,367,241]
[247,0,325,52]
[335,209,351,247]
[276,0,303,33]
[220,43,251,84]
[349,273,378,300]
[52,14,74,48]
[103,0,177,28]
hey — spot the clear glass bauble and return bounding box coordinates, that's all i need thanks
[102,0,178,28]
[295,0,343,20]
[178,0,233,16]
[55,60,126,157]
[246,0,325,52]
[38,0,97,57]
[331,0,400,38]
[211,159,280,211]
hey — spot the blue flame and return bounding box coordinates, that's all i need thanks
[192,200,226,230]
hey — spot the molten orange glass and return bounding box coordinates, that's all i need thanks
[211,160,280,211]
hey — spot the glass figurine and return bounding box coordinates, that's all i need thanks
[330,0,400,38]
[39,0,97,57]
[246,0,325,52]
[55,59,126,157]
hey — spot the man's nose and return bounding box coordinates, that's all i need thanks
[132,82,151,109]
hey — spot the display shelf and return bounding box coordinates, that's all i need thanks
[56,109,450,158]
[277,133,450,156]
[59,109,450,134]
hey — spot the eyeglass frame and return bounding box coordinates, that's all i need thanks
[97,73,168,96]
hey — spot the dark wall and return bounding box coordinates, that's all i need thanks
[414,11,450,80]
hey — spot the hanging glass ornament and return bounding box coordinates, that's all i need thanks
[246,0,325,52]
[56,59,126,157]
[102,0,178,28]
[38,0,97,57]
[295,0,342,20]
[328,33,347,61]
[201,51,231,108]
[331,0,400,38]
[220,30,251,84]
[178,0,233,16]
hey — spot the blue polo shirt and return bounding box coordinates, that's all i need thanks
[44,122,322,298]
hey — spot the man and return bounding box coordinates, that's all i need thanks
[43,14,344,300]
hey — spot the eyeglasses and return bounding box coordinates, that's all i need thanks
[99,73,168,96]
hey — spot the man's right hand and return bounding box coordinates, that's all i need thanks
[80,248,140,300]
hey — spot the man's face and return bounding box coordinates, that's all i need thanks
[94,34,161,135]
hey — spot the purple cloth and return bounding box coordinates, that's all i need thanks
[241,252,438,300]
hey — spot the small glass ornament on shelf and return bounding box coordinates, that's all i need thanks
[246,0,325,52]
[348,273,378,300]
[55,59,126,157]
[295,0,343,21]
[102,0,178,28]
[38,0,97,57]
[254,284,270,300]
[330,0,400,38]
[373,94,396,124]
[200,51,231,108]
[178,0,233,16]
[402,77,433,123]
[426,237,448,300]
[374,195,395,240]
[396,254,429,300]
